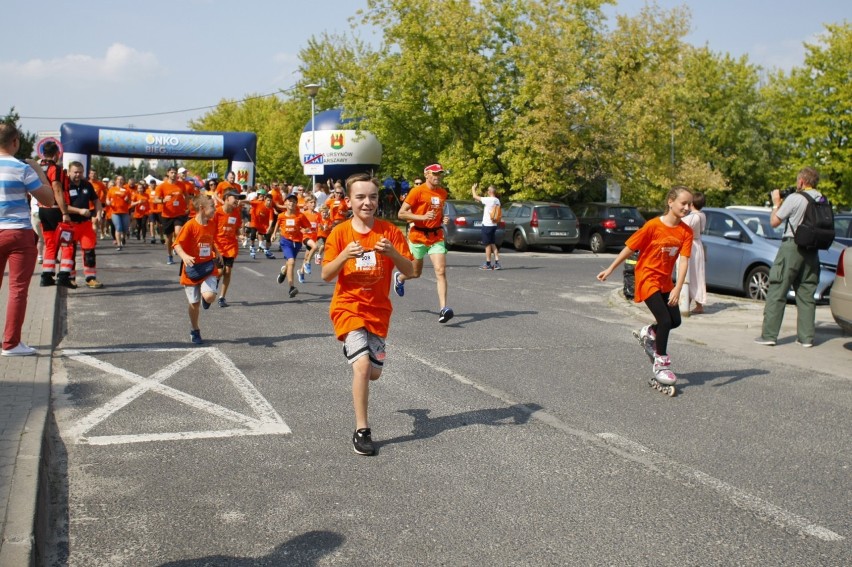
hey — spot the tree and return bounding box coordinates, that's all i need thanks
[89,156,115,179]
[2,107,36,159]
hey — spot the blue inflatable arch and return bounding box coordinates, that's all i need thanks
[59,123,257,185]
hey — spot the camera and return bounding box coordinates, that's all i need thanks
[769,186,796,203]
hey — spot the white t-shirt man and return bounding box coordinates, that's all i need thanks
[480,196,500,227]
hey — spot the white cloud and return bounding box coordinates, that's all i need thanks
[0,43,160,83]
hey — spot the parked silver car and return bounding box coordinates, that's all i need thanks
[501,201,580,252]
[830,246,852,333]
[701,207,841,302]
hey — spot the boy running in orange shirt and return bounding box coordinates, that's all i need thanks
[322,173,414,456]
[247,192,276,259]
[296,194,320,283]
[213,190,246,307]
[274,194,312,298]
[173,194,220,344]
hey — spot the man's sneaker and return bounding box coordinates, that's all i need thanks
[57,275,77,289]
[289,286,299,298]
[277,268,286,284]
[304,262,312,275]
[393,271,405,297]
[479,262,492,270]
[1,342,37,357]
[754,337,776,346]
[85,278,103,289]
[297,269,305,284]
[796,340,813,348]
[438,307,454,323]
[167,256,176,265]
[190,329,203,344]
[352,428,375,456]
[40,274,55,287]
[493,261,502,270]
[218,297,228,308]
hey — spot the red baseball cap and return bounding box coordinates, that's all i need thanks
[424,163,444,174]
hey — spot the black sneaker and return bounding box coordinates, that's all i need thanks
[438,307,454,323]
[190,329,203,344]
[289,286,299,298]
[201,297,211,310]
[277,269,286,284]
[218,297,228,308]
[40,274,55,287]
[352,428,375,456]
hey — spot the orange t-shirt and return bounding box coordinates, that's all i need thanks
[625,217,693,303]
[147,186,162,214]
[90,180,107,210]
[301,209,320,241]
[326,196,350,225]
[174,217,219,285]
[132,192,150,219]
[216,181,241,200]
[269,188,287,212]
[106,186,132,214]
[213,206,242,257]
[403,183,448,245]
[157,181,189,218]
[249,200,275,233]
[325,219,413,340]
[275,211,312,241]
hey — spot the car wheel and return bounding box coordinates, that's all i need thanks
[513,231,528,252]
[560,245,575,253]
[745,265,770,300]
[589,232,606,254]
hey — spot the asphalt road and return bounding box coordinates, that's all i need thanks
[46,237,850,566]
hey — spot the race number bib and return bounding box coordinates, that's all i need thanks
[355,250,377,270]
[227,216,237,225]
[199,244,211,257]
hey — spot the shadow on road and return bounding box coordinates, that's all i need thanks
[679,367,771,389]
[157,530,345,566]
[409,309,537,326]
[380,403,543,448]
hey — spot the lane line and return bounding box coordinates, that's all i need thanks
[405,351,844,542]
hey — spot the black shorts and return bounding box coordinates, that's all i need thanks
[162,215,188,236]
[147,213,162,224]
[481,225,497,246]
[221,256,235,268]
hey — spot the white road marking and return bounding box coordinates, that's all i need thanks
[241,267,265,277]
[406,351,844,542]
[62,347,290,445]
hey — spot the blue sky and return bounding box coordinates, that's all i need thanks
[2,0,847,138]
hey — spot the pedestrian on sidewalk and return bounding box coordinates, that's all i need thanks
[0,123,56,356]
[471,182,502,270]
[322,173,414,455]
[597,186,694,387]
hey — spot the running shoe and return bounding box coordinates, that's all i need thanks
[218,297,228,308]
[796,340,813,348]
[167,256,176,265]
[493,261,502,270]
[393,271,405,297]
[304,262,312,275]
[754,337,776,346]
[289,286,299,298]
[352,428,375,456]
[479,262,492,270]
[190,329,203,344]
[438,307,454,323]
[201,297,211,310]
[277,268,286,285]
[297,269,305,284]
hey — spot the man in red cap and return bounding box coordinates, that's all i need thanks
[393,163,454,323]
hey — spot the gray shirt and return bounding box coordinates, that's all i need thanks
[776,189,823,238]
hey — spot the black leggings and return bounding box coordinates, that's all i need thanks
[644,290,681,356]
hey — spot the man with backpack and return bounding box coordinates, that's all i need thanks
[756,167,834,348]
[472,182,502,270]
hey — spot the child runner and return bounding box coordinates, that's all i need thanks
[247,192,276,259]
[322,173,414,455]
[213,190,246,307]
[173,194,220,344]
[274,194,312,298]
[596,186,693,387]
[297,194,320,283]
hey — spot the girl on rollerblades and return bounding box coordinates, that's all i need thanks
[596,186,694,395]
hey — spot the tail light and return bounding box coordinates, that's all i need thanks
[601,219,617,230]
[530,209,539,228]
[499,221,505,229]
[838,249,846,278]
[454,217,467,226]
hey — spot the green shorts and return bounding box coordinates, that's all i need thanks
[408,240,448,260]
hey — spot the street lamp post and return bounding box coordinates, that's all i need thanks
[305,83,321,188]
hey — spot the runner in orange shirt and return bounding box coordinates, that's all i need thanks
[321,173,414,456]
[88,169,107,239]
[213,190,246,307]
[155,166,190,265]
[247,191,276,260]
[106,175,132,251]
[215,171,241,205]
[146,179,163,244]
[273,194,312,298]
[130,185,150,241]
[173,194,220,345]
[394,163,454,323]
[296,194,320,284]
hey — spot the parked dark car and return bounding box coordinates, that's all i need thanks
[574,202,646,253]
[701,207,841,302]
[834,213,852,247]
[501,201,579,252]
[442,200,505,250]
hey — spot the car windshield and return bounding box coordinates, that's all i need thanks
[536,205,576,220]
[607,207,644,221]
[452,204,482,216]
[733,211,784,240]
